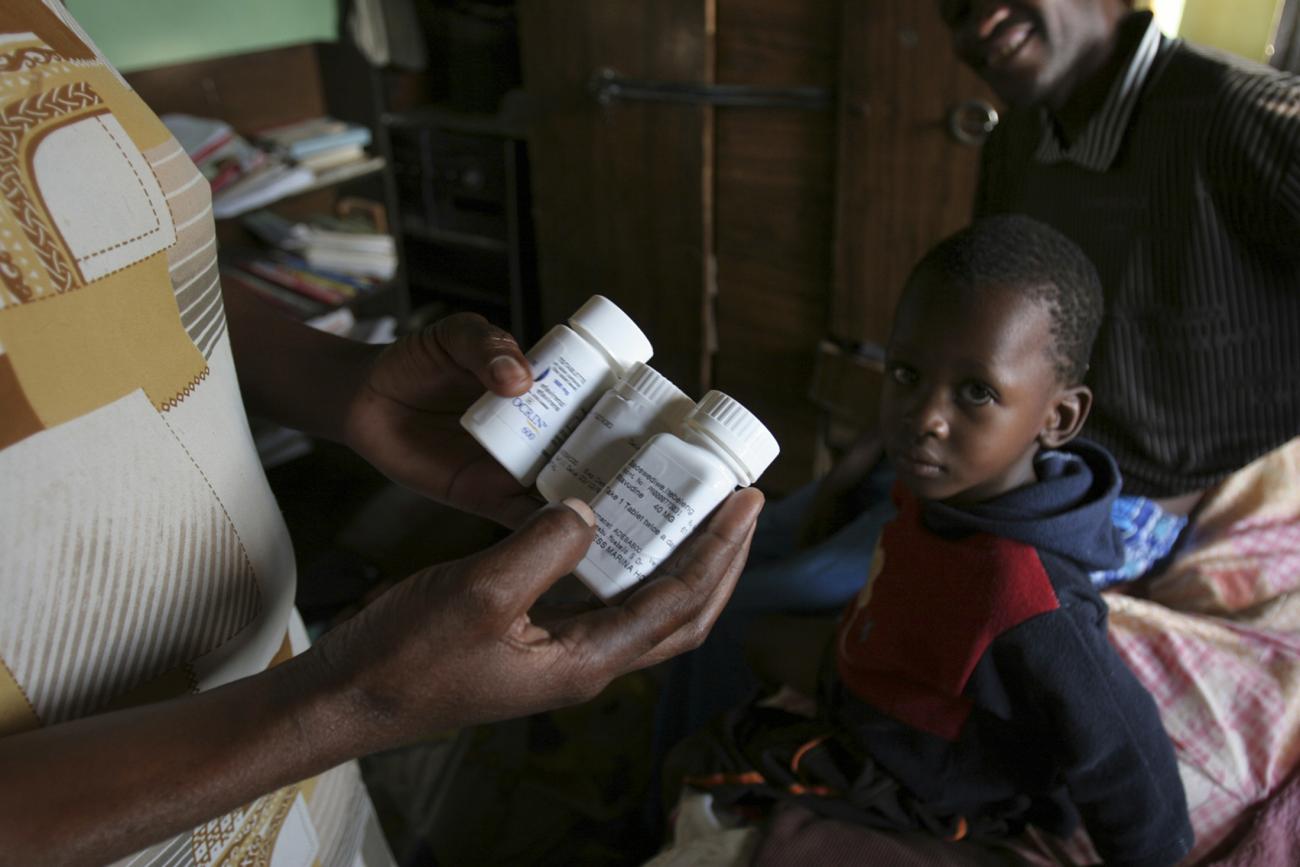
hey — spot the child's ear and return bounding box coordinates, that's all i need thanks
[1039,385,1092,448]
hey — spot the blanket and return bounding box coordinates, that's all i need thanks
[1105,436,1300,862]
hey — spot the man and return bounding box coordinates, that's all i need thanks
[0,3,762,865]
[945,0,1300,520]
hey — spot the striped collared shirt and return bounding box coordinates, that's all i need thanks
[1034,13,1164,170]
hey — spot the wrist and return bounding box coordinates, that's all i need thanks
[269,644,381,767]
[319,338,384,446]
[280,621,421,761]
[225,280,383,441]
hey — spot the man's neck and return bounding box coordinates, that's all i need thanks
[1045,13,1138,146]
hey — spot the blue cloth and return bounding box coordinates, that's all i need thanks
[1090,495,1189,589]
[728,459,898,612]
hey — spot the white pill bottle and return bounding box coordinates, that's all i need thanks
[536,362,695,505]
[460,295,653,486]
[575,390,779,602]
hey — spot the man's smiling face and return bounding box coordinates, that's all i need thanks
[936,0,1125,109]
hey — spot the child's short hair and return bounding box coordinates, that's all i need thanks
[909,215,1104,384]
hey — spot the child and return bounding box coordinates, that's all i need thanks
[670,216,1193,866]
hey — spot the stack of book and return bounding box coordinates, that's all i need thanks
[164,114,387,219]
[223,207,397,324]
[244,209,398,281]
[258,117,385,187]
[211,163,316,220]
[221,250,375,316]
[163,114,270,198]
[164,113,316,219]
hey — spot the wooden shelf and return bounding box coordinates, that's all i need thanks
[382,103,527,140]
[301,155,387,194]
[213,156,387,221]
[409,275,511,309]
[400,219,509,253]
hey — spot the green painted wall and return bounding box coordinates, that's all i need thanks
[65,0,338,73]
[1177,0,1283,62]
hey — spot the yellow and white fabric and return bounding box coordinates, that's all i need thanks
[0,2,392,864]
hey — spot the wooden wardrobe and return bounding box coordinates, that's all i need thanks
[519,0,996,494]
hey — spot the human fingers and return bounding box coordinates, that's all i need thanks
[305,502,595,740]
[548,489,764,674]
[621,489,763,666]
[453,497,598,629]
[433,312,532,397]
[484,485,549,530]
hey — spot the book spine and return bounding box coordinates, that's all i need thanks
[271,259,363,299]
[208,160,244,195]
[270,251,377,293]
[190,129,235,166]
[304,250,395,277]
[221,267,329,319]
[288,128,373,159]
[240,260,352,305]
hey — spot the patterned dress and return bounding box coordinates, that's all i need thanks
[0,2,392,864]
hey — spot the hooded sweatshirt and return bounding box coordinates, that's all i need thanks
[829,440,1193,867]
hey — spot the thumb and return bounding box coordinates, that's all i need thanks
[457,498,597,624]
[433,312,532,396]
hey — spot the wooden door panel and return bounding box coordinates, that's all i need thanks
[833,0,996,349]
[518,1,713,397]
[521,0,993,492]
[712,0,839,494]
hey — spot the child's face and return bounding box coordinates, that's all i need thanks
[880,275,1076,506]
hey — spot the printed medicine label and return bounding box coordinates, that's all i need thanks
[550,396,656,497]
[507,333,605,454]
[585,446,729,590]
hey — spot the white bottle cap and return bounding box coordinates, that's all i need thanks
[684,391,780,486]
[568,295,653,376]
[619,362,695,428]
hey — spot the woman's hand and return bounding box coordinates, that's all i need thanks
[343,312,542,528]
[306,490,765,750]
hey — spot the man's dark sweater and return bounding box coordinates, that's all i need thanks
[829,441,1193,866]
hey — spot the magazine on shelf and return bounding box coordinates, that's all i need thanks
[242,209,397,280]
[163,114,236,165]
[258,117,373,160]
[211,162,315,219]
[163,113,269,195]
[303,247,397,281]
[298,144,367,171]
[164,113,386,219]
[308,154,386,188]
[244,209,394,254]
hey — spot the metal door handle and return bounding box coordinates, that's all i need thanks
[948,99,999,146]
[589,67,831,111]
